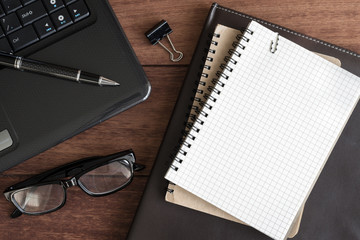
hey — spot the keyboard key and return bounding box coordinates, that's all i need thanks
[68,0,88,22]
[0,37,12,52]
[0,24,4,37]
[21,0,36,5]
[64,0,76,5]
[34,16,55,38]
[50,7,72,30]
[1,0,22,14]
[8,25,38,51]
[17,0,47,25]
[1,13,22,34]
[0,5,5,17]
[42,0,64,14]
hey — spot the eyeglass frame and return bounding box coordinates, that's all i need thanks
[4,149,144,218]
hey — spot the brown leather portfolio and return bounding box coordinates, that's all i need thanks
[127,3,360,240]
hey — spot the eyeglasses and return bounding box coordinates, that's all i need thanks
[3,149,144,218]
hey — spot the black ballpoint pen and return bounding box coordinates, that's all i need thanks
[0,51,119,86]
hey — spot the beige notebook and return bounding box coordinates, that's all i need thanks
[166,184,304,238]
[165,24,341,239]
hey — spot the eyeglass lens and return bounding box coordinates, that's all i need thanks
[12,184,65,214]
[10,159,133,214]
[78,160,132,195]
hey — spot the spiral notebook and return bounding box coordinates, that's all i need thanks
[165,25,343,238]
[165,24,313,238]
[165,20,360,240]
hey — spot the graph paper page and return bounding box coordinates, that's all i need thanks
[165,21,360,240]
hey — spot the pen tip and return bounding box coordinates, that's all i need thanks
[99,77,120,86]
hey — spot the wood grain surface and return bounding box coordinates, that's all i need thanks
[1,0,359,239]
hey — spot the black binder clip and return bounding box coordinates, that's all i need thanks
[145,20,183,62]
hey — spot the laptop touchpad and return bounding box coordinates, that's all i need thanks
[0,129,12,151]
[0,104,18,157]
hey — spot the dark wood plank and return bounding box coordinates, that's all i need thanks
[110,0,360,65]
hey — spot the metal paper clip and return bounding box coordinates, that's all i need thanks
[270,33,280,53]
[145,20,183,62]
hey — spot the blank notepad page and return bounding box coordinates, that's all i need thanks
[165,21,360,240]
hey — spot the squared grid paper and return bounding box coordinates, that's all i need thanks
[165,21,360,240]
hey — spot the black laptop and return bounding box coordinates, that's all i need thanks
[0,0,150,171]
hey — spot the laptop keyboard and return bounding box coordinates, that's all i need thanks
[0,0,90,53]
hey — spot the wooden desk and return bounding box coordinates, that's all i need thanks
[1,0,359,239]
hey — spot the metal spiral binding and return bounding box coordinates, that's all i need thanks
[220,63,233,72]
[167,32,219,175]
[186,122,200,133]
[211,78,225,87]
[216,71,229,80]
[224,55,237,65]
[228,48,241,58]
[196,89,204,94]
[207,85,221,95]
[198,99,213,110]
[201,73,208,78]
[206,56,214,62]
[168,29,253,175]
[166,182,176,193]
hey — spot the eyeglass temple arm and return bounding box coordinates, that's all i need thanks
[133,163,145,171]
[10,208,22,218]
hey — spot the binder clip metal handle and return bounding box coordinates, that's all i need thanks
[145,20,183,62]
